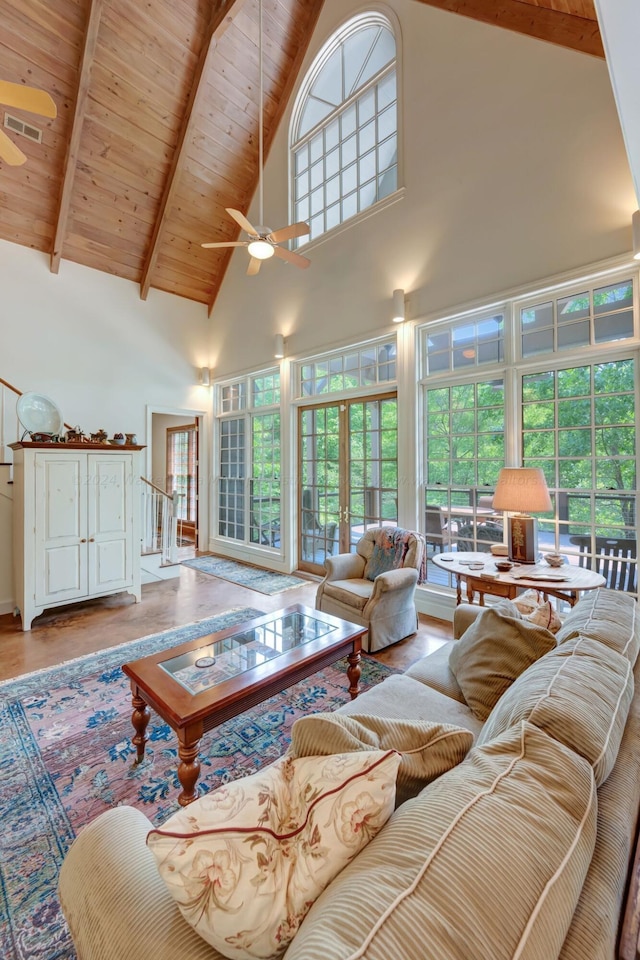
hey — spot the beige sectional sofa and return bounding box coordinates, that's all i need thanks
[58,588,640,960]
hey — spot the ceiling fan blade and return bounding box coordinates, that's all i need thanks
[226,208,259,237]
[0,128,27,166]
[267,221,310,244]
[273,245,311,269]
[0,80,57,118]
[201,241,248,249]
[247,256,262,276]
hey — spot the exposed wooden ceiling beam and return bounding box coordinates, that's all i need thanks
[139,0,247,302]
[50,0,104,275]
[411,0,604,58]
[206,0,327,316]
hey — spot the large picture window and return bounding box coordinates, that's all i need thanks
[420,267,638,594]
[290,12,398,244]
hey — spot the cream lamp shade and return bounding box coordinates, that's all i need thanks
[493,468,552,513]
[493,468,552,563]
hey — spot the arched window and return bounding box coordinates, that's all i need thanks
[290,12,398,244]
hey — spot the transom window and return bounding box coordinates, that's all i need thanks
[297,338,397,398]
[423,313,505,375]
[291,13,398,244]
[518,277,635,358]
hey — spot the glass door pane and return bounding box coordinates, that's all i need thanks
[298,393,398,574]
[299,404,340,572]
[348,396,398,548]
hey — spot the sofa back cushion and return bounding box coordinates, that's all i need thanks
[288,713,473,807]
[285,722,597,960]
[555,587,639,664]
[448,601,557,720]
[478,635,634,786]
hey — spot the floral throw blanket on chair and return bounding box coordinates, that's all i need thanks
[366,527,428,583]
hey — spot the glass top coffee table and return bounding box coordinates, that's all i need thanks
[122,604,366,806]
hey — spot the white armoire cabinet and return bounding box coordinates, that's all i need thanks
[11,443,143,631]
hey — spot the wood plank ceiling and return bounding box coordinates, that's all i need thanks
[0,0,602,312]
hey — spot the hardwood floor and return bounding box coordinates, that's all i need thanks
[0,565,453,682]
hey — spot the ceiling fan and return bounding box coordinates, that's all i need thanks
[201,0,310,275]
[0,80,57,166]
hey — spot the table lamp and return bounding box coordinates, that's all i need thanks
[492,468,552,563]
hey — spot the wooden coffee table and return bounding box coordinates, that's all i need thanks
[432,552,606,607]
[122,604,366,806]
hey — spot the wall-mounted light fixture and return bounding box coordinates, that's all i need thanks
[633,210,640,260]
[198,366,211,386]
[274,333,285,359]
[392,288,405,323]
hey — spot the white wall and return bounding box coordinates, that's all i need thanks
[209,0,636,375]
[0,241,212,442]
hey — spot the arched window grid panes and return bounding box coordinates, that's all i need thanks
[291,13,398,246]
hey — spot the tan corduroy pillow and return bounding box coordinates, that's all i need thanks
[478,635,634,786]
[448,601,557,720]
[288,713,473,806]
[285,721,597,960]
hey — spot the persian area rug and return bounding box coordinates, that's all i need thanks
[182,554,308,595]
[0,610,395,960]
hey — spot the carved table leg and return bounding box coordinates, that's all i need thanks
[131,689,151,764]
[455,573,462,605]
[177,736,202,806]
[347,647,362,700]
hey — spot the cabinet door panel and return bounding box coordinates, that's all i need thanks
[88,454,133,592]
[93,539,129,590]
[44,545,83,596]
[35,456,88,603]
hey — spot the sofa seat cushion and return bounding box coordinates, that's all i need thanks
[285,722,597,960]
[289,713,473,806]
[322,578,372,610]
[449,601,557,720]
[405,641,466,704]
[478,636,634,786]
[147,750,400,960]
[337,673,485,740]
[555,587,639,664]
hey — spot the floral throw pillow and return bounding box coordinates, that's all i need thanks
[146,750,400,960]
[513,589,562,633]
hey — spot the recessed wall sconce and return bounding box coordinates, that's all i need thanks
[633,210,640,261]
[198,366,211,386]
[274,333,285,359]
[392,288,405,323]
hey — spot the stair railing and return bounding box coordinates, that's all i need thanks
[140,477,181,565]
[0,377,22,462]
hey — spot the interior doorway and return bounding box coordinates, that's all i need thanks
[149,410,205,554]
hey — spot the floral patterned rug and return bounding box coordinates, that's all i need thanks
[0,608,394,960]
[182,555,308,595]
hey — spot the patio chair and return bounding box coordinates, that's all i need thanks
[301,488,337,560]
[424,504,450,556]
[316,527,425,653]
[569,535,637,593]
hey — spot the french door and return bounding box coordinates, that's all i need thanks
[298,392,398,575]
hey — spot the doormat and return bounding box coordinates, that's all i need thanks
[0,611,394,960]
[182,555,308,595]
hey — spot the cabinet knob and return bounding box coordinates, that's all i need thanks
[80,538,87,543]
[89,537,95,542]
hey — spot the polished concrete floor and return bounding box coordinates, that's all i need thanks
[0,563,453,683]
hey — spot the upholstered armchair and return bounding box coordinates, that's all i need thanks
[315,527,425,653]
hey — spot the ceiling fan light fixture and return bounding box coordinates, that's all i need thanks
[247,239,275,260]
